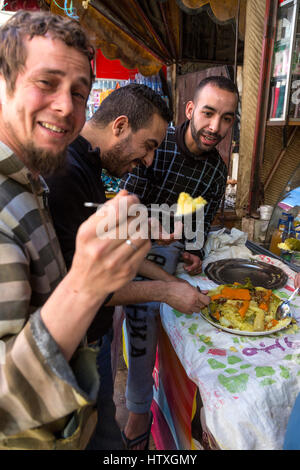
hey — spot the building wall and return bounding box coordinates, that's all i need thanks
[262,126,300,208]
[236,0,267,217]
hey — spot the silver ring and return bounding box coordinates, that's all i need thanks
[125,239,138,251]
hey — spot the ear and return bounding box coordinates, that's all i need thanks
[112,115,129,137]
[185,100,194,121]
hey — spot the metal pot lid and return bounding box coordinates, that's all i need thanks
[204,258,288,290]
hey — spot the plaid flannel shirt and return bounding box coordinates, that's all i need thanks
[120,124,227,259]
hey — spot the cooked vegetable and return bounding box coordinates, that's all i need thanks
[220,287,251,301]
[253,310,265,331]
[238,300,250,318]
[202,281,290,332]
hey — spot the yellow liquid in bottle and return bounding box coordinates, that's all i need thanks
[269,227,284,255]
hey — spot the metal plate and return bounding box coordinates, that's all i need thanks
[200,312,292,337]
[204,258,288,290]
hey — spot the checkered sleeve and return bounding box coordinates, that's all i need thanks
[185,158,227,259]
[120,165,153,207]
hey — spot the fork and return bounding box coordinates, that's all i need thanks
[197,286,216,320]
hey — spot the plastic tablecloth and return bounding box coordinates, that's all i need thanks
[159,254,300,450]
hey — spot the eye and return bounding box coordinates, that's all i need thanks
[145,143,154,152]
[203,111,212,117]
[38,79,51,87]
[72,91,86,101]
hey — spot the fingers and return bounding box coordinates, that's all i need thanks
[148,217,182,244]
[107,236,151,267]
[182,253,202,275]
[184,263,202,275]
[80,192,147,250]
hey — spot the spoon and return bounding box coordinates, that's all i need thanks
[276,287,299,320]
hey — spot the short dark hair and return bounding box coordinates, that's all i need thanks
[90,83,173,131]
[194,75,239,103]
[0,10,95,94]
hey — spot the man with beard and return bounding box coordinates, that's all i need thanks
[119,75,239,449]
[0,10,152,450]
[46,83,210,449]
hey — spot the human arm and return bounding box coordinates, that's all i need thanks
[0,191,150,437]
[295,273,300,289]
[106,279,210,314]
[41,191,150,361]
[137,258,179,282]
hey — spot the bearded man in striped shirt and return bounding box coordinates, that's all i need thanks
[0,10,150,449]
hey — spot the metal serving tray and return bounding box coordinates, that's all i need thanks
[204,258,288,290]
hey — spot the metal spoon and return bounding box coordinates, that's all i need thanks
[276,287,299,320]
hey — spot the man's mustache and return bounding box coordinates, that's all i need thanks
[199,130,221,140]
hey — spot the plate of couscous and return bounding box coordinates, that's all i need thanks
[201,280,293,336]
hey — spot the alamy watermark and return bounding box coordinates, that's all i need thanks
[94,198,205,251]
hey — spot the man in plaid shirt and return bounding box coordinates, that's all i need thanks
[120,76,239,449]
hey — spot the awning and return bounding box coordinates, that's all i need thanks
[50,0,245,76]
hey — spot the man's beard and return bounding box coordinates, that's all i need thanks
[101,136,133,178]
[190,114,222,153]
[21,142,67,177]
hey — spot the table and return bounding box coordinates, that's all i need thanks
[151,254,300,450]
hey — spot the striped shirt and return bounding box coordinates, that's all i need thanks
[120,123,227,258]
[0,142,98,446]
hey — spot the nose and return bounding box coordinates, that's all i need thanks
[208,115,221,134]
[51,89,74,116]
[143,151,155,168]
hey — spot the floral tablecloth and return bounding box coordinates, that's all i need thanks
[160,254,300,450]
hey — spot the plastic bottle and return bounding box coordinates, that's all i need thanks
[269,218,289,255]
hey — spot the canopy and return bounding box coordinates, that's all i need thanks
[50,0,246,76]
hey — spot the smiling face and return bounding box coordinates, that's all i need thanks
[101,113,168,177]
[0,35,91,174]
[185,83,238,155]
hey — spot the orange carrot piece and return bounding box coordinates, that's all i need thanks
[221,287,251,301]
[238,300,250,318]
[211,293,223,300]
[259,303,268,311]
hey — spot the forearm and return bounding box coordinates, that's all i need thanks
[107,280,170,306]
[138,258,178,282]
[41,271,107,361]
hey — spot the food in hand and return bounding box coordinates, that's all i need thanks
[202,279,291,332]
[176,192,207,216]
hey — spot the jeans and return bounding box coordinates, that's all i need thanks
[124,242,184,413]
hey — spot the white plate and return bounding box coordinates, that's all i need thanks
[200,312,293,336]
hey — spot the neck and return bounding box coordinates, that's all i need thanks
[80,121,107,153]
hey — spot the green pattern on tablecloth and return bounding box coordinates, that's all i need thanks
[161,255,300,449]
